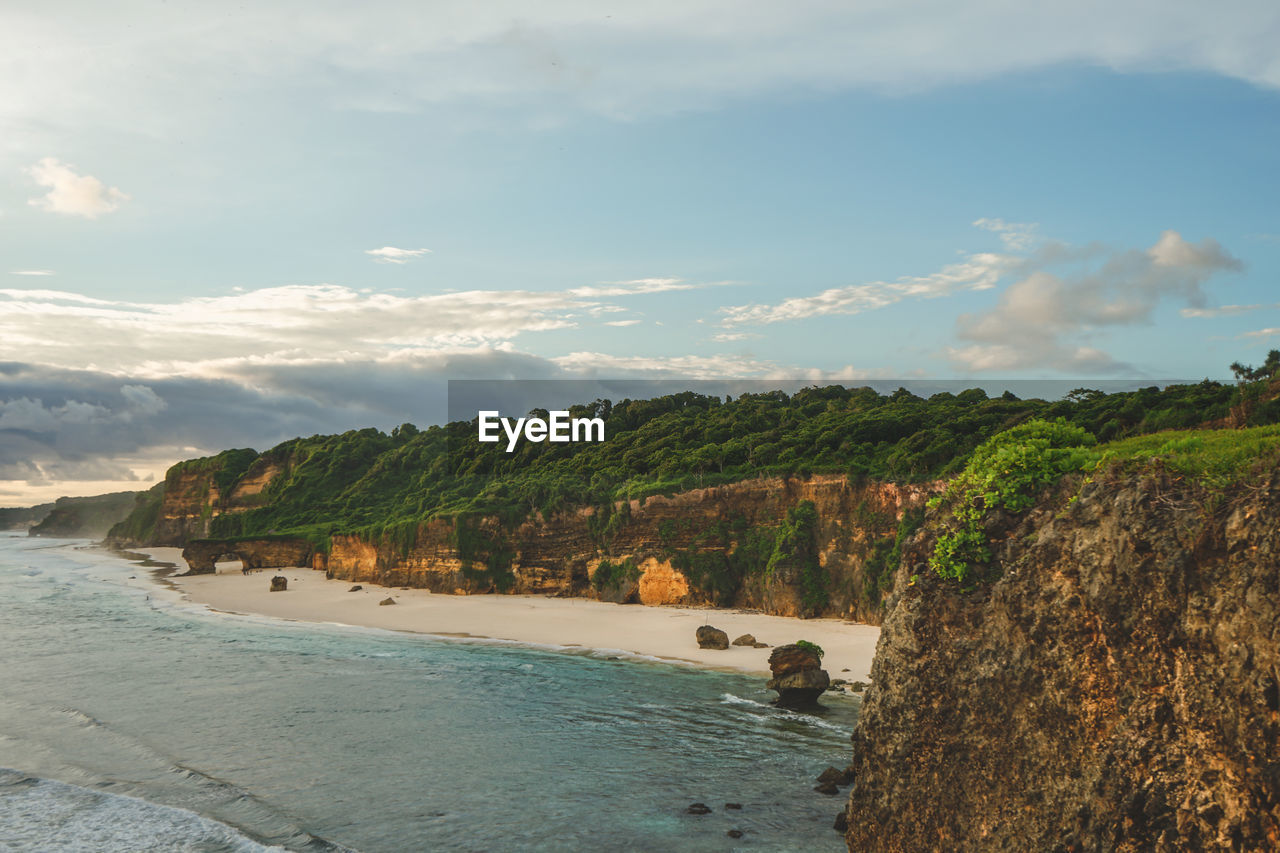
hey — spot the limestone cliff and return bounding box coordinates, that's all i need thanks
[844,468,1280,851]
[316,475,936,623]
[116,449,281,546]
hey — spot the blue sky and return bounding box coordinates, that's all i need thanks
[1,1,1278,501]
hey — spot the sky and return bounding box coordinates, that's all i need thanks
[2,0,1279,503]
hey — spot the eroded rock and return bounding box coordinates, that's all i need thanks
[696,625,730,650]
[269,575,287,592]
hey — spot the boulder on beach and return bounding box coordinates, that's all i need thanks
[269,575,287,592]
[378,597,396,606]
[696,625,730,650]
[766,643,831,709]
[731,633,757,647]
[349,584,362,592]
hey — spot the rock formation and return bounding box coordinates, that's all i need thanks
[696,625,730,649]
[844,469,1280,851]
[731,633,757,646]
[124,460,936,624]
[766,644,830,708]
[269,575,287,592]
[181,538,313,574]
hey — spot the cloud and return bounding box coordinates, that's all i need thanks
[1241,328,1280,339]
[1181,303,1273,318]
[947,230,1243,373]
[603,319,641,327]
[366,246,432,264]
[712,332,762,342]
[973,218,1039,252]
[570,278,712,297]
[10,270,54,276]
[720,246,1017,326]
[4,2,1279,137]
[26,158,129,218]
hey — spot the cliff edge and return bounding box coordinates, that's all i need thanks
[845,466,1280,851]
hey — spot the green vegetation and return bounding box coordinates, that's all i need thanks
[863,506,925,604]
[929,420,1097,583]
[111,353,1280,574]
[29,491,142,538]
[591,557,641,595]
[106,483,164,543]
[795,640,824,659]
[927,410,1280,585]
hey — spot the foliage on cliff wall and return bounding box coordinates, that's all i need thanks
[112,352,1280,550]
[29,490,143,539]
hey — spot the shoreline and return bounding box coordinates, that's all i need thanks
[122,547,881,682]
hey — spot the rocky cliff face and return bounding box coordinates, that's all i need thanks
[146,454,283,546]
[844,469,1280,851]
[314,475,935,623]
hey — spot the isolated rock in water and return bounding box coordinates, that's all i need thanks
[814,781,839,795]
[731,633,757,646]
[767,643,830,708]
[727,829,744,839]
[768,643,822,677]
[269,575,287,592]
[833,811,849,833]
[816,766,855,787]
[724,803,742,810]
[849,680,868,693]
[349,584,362,592]
[686,802,712,815]
[696,625,730,650]
[378,597,396,606]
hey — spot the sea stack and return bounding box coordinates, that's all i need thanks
[270,575,287,592]
[766,644,830,709]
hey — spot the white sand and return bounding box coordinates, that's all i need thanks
[131,547,880,680]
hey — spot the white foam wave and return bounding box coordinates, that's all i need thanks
[0,769,287,852]
[719,693,851,732]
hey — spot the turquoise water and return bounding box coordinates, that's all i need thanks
[0,534,857,851]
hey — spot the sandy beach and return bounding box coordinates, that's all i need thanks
[131,547,881,680]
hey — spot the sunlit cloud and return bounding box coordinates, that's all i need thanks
[366,246,432,264]
[26,158,129,218]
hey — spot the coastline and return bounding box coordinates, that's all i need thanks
[126,547,880,681]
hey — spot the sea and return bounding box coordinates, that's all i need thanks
[0,533,858,852]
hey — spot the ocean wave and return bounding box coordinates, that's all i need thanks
[0,768,289,853]
[719,693,851,733]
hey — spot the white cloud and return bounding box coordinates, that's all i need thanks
[366,246,432,264]
[712,331,761,342]
[1181,303,1272,318]
[1241,328,1280,339]
[10,270,54,276]
[3,2,1279,137]
[973,218,1039,251]
[0,278,729,379]
[603,319,641,327]
[947,230,1243,373]
[570,278,711,297]
[25,157,129,218]
[720,243,1017,326]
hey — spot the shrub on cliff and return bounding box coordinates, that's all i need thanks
[929,419,1096,583]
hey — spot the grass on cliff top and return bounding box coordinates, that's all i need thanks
[1093,423,1280,488]
[928,421,1280,583]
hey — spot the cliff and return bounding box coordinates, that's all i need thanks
[844,465,1280,851]
[108,448,272,546]
[316,475,936,623]
[27,491,141,538]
